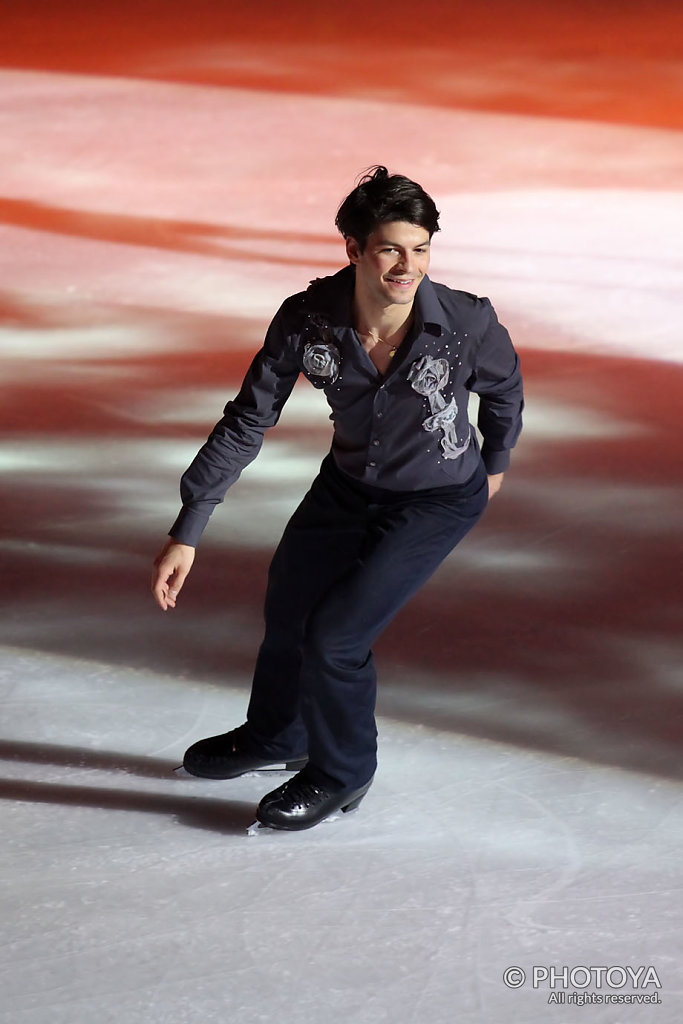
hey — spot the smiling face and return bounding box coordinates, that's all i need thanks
[346,220,431,311]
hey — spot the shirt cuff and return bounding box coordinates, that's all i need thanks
[480,444,511,475]
[168,507,209,547]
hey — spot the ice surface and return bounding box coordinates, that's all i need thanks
[1,647,681,1024]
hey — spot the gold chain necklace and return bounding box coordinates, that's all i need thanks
[361,333,397,358]
[359,322,410,359]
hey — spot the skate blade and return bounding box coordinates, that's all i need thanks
[173,765,300,780]
[246,813,341,836]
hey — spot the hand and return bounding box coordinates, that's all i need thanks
[487,472,504,498]
[151,539,196,611]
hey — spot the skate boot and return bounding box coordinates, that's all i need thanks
[182,724,308,780]
[252,766,373,831]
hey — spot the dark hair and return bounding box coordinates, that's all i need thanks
[335,165,440,250]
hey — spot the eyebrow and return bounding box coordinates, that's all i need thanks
[376,238,431,248]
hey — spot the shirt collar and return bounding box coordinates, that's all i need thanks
[414,275,449,337]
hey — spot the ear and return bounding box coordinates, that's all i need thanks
[345,236,362,264]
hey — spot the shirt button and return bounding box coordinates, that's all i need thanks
[372,439,380,446]
[368,461,376,468]
[376,411,384,418]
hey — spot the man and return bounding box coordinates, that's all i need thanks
[152,166,523,832]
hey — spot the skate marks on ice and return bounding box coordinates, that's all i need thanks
[0,647,259,836]
[2,645,681,1022]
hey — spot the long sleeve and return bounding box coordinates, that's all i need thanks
[169,304,301,546]
[468,301,524,474]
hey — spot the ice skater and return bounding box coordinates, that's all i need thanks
[151,166,524,831]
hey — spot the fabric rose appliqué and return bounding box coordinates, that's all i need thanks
[303,342,340,388]
[407,355,469,460]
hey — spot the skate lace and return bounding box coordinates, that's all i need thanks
[281,774,325,808]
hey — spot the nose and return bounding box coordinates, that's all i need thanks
[395,251,414,275]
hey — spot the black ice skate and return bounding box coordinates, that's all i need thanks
[248,766,373,832]
[181,724,308,780]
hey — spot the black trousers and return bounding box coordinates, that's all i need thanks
[246,453,489,790]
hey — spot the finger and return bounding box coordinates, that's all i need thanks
[168,567,189,595]
[152,582,169,611]
[151,568,173,611]
[164,570,186,609]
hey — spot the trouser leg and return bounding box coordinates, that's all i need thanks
[300,464,489,789]
[245,457,368,757]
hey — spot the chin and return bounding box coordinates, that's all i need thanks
[383,282,419,303]
[388,289,417,305]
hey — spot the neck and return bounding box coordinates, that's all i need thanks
[352,291,414,340]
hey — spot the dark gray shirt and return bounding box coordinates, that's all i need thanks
[170,265,524,546]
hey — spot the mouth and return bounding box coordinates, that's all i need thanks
[385,276,416,288]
